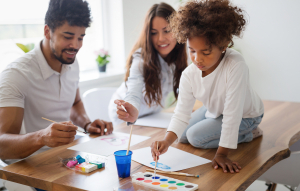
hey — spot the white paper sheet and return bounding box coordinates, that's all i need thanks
[68,132,150,156]
[132,147,211,172]
[134,112,174,128]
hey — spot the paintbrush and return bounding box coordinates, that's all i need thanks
[146,169,200,178]
[154,142,158,178]
[121,104,127,112]
[121,104,133,156]
[126,125,133,155]
[41,117,86,134]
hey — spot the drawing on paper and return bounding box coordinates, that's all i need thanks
[100,136,128,146]
[150,162,171,170]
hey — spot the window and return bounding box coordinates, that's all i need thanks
[0,0,104,73]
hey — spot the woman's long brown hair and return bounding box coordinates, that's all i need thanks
[125,2,188,107]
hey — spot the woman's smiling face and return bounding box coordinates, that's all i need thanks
[151,16,177,59]
[188,36,225,76]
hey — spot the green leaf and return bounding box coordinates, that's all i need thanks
[26,43,35,51]
[96,55,109,66]
[16,43,30,53]
[16,43,35,53]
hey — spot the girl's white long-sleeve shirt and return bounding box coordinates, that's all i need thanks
[168,48,264,149]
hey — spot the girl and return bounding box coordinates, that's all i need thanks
[150,0,264,174]
[109,3,187,124]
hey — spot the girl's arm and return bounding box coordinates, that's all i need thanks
[151,70,196,158]
[212,146,242,173]
[151,131,177,161]
[167,71,196,141]
[219,62,248,149]
[213,61,249,173]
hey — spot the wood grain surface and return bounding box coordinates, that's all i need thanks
[0,100,300,191]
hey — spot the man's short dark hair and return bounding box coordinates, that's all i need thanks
[45,0,92,32]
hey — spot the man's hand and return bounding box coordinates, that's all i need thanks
[114,100,138,123]
[212,146,242,173]
[39,121,77,147]
[86,119,113,135]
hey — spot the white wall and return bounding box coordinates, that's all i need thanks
[102,0,126,70]
[232,0,300,103]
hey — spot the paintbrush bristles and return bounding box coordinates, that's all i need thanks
[186,174,200,178]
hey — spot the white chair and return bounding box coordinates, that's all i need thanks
[82,87,117,122]
[258,139,300,191]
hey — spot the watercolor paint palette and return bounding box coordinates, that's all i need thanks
[132,172,198,191]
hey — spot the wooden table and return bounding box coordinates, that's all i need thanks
[1,100,300,191]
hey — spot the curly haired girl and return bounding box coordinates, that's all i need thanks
[151,0,264,174]
[110,3,187,124]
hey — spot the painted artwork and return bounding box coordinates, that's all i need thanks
[100,136,128,146]
[68,132,150,156]
[132,147,211,172]
[150,162,171,170]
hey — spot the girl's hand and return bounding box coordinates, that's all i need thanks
[150,140,171,161]
[114,99,138,123]
[212,153,242,173]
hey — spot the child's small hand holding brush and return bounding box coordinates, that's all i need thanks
[150,131,178,161]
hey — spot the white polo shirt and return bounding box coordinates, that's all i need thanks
[0,41,80,134]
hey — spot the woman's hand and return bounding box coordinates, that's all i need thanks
[212,146,242,173]
[114,99,138,123]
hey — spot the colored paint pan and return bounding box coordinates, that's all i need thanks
[132,172,198,191]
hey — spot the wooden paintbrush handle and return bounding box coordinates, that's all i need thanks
[146,169,185,176]
[126,125,133,155]
[146,169,199,177]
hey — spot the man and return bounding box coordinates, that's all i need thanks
[0,0,113,163]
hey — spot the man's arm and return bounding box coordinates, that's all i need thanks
[0,107,43,159]
[0,107,78,160]
[70,88,113,135]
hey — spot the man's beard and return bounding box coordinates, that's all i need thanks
[51,46,78,65]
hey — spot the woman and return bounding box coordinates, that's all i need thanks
[108,2,188,125]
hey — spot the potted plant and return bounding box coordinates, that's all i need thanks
[95,49,110,72]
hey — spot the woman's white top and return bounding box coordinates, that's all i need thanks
[168,48,264,149]
[108,48,175,123]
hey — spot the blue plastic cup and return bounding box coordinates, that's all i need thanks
[114,150,132,178]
